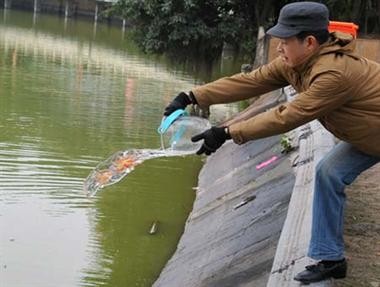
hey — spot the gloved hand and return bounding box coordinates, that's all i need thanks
[191,126,231,155]
[164,92,196,116]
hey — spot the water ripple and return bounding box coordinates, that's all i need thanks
[0,142,91,205]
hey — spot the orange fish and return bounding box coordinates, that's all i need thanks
[95,170,113,185]
[114,156,136,172]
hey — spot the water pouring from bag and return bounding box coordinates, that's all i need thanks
[83,110,211,196]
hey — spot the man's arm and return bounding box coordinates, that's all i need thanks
[229,70,352,144]
[192,57,289,108]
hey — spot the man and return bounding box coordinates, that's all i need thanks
[164,1,380,284]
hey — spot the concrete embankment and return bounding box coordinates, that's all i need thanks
[153,90,338,287]
[154,91,296,287]
[154,37,380,287]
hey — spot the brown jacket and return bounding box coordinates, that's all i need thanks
[192,32,380,157]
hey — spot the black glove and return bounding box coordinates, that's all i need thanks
[164,92,197,116]
[191,126,231,155]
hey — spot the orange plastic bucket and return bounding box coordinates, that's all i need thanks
[328,21,359,38]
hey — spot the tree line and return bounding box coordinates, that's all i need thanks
[107,0,380,61]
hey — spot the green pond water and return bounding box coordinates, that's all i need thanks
[0,9,243,287]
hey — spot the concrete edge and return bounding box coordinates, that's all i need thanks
[266,120,336,287]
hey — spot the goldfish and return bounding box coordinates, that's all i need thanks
[95,170,113,185]
[113,155,137,172]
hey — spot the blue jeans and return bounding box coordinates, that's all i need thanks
[308,141,380,260]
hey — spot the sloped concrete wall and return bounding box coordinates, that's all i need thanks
[154,92,296,287]
[154,137,295,287]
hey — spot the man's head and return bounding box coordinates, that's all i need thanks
[267,2,330,68]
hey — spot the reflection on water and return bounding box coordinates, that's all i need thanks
[0,140,94,286]
[0,9,241,287]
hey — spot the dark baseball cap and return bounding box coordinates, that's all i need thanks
[267,2,329,38]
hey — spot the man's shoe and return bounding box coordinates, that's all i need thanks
[294,259,347,284]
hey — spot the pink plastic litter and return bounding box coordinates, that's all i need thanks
[256,156,278,170]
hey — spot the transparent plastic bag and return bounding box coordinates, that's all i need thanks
[160,116,211,153]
